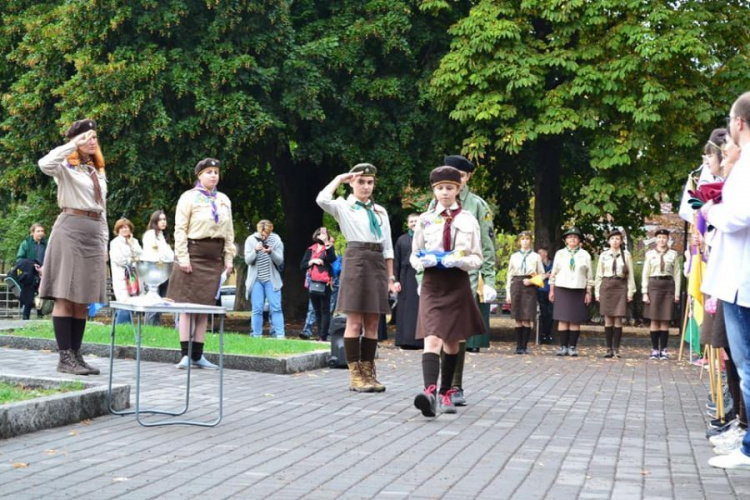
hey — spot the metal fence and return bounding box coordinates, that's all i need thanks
[0,274,21,318]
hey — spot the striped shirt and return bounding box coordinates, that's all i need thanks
[255,234,278,282]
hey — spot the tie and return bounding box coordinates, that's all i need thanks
[195,182,219,223]
[355,201,382,239]
[567,247,579,271]
[659,251,665,273]
[442,207,462,251]
[612,253,618,275]
[87,166,103,205]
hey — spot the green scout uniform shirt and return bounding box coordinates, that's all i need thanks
[425,186,496,291]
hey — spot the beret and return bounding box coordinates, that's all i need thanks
[195,158,220,176]
[443,155,474,173]
[654,228,670,237]
[430,166,462,186]
[607,229,623,239]
[65,119,97,139]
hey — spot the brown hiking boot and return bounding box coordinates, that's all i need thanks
[57,350,91,375]
[347,362,374,392]
[73,349,100,375]
[359,361,386,392]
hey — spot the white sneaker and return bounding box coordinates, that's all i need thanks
[713,435,743,455]
[175,355,190,369]
[192,355,219,370]
[710,423,743,446]
[708,448,750,470]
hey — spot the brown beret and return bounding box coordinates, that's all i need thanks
[607,229,623,240]
[65,119,97,139]
[443,155,474,173]
[430,166,462,186]
[654,228,670,237]
[195,158,220,176]
[350,163,377,176]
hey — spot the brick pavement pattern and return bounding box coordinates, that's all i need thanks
[0,345,749,499]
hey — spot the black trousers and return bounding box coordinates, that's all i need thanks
[310,290,331,339]
[537,290,553,337]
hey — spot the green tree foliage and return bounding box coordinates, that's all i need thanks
[427,0,750,250]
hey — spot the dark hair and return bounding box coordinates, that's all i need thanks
[29,223,43,233]
[537,246,548,252]
[704,128,728,156]
[733,91,750,124]
[147,210,170,243]
[311,227,326,243]
[407,213,420,219]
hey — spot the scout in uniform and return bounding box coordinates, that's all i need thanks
[317,164,399,393]
[168,158,236,369]
[549,227,594,357]
[594,230,636,358]
[38,119,108,375]
[428,155,496,407]
[642,228,681,359]
[410,166,485,417]
[505,231,544,354]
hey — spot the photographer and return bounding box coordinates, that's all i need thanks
[245,219,285,338]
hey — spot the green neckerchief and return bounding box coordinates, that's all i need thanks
[566,246,580,271]
[408,229,414,237]
[355,200,382,239]
[518,249,532,274]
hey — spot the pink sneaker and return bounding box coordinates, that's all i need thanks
[414,384,437,417]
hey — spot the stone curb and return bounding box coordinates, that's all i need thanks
[0,335,331,375]
[0,374,129,439]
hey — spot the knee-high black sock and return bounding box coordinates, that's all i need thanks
[361,337,378,363]
[53,316,73,350]
[604,326,613,350]
[440,353,458,394]
[522,326,531,348]
[559,330,570,347]
[71,318,86,350]
[514,327,523,349]
[422,352,440,389]
[660,330,669,350]
[569,331,580,348]
[191,342,204,361]
[650,331,660,350]
[451,342,466,388]
[613,327,623,350]
[180,341,190,357]
[344,337,360,363]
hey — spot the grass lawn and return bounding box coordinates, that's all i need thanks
[0,380,85,405]
[5,323,329,358]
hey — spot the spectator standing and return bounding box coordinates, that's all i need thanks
[537,247,554,344]
[142,210,174,325]
[299,227,336,340]
[245,220,285,338]
[109,218,143,324]
[394,214,423,349]
[15,223,47,319]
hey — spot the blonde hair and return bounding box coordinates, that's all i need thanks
[257,219,274,236]
[114,218,134,235]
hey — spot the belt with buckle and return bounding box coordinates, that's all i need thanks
[605,276,625,280]
[347,242,383,252]
[650,276,673,281]
[62,208,101,220]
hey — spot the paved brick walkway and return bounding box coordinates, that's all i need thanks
[0,344,748,499]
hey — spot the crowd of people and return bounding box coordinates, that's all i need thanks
[23,92,750,470]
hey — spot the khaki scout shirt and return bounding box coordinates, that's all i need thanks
[173,188,236,266]
[594,249,636,300]
[641,248,681,298]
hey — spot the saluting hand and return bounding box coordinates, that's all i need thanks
[73,130,96,148]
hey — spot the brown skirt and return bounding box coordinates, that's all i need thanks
[416,268,486,342]
[336,244,389,315]
[510,276,537,321]
[553,287,589,324]
[599,277,627,317]
[167,238,224,305]
[644,278,675,321]
[39,212,107,304]
[710,301,728,348]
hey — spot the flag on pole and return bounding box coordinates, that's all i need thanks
[685,315,701,355]
[687,251,705,326]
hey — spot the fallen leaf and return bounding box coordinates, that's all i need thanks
[69,430,79,436]
[641,470,651,476]
[44,450,57,456]
[264,393,274,398]
[80,420,92,426]
[12,463,29,469]
[112,477,128,482]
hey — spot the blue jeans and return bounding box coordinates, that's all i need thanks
[723,300,750,456]
[251,280,284,338]
[330,275,340,314]
[115,309,132,325]
[303,300,316,336]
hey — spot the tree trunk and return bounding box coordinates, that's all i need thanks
[534,137,562,253]
[271,148,330,321]
[234,261,248,311]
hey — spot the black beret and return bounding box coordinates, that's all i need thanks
[654,228,670,237]
[443,155,474,173]
[65,119,97,139]
[195,158,220,176]
[562,227,583,239]
[430,166,462,186]
[607,229,623,240]
[349,163,377,176]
